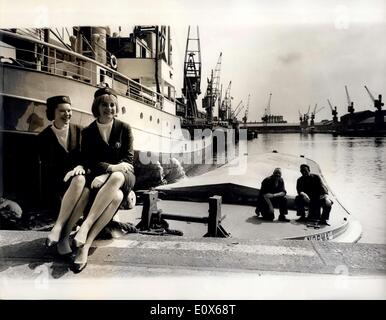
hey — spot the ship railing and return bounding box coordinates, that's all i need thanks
[0,44,96,83]
[0,29,167,111]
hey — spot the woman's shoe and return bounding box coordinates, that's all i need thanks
[45,238,58,248]
[73,238,85,248]
[71,261,88,274]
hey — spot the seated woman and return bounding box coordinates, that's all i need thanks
[38,96,89,255]
[72,87,136,273]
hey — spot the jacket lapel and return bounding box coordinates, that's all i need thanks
[108,118,122,147]
[68,123,78,152]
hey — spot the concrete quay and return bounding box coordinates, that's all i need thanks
[0,230,385,299]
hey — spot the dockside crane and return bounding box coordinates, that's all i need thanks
[242,94,250,124]
[219,81,232,121]
[310,103,324,126]
[303,105,311,124]
[298,110,303,124]
[202,52,222,123]
[364,85,384,111]
[364,85,384,129]
[345,85,354,114]
[327,99,338,123]
[182,26,201,121]
[261,93,272,123]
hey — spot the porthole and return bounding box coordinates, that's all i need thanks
[122,106,126,114]
[157,118,160,124]
[140,112,143,119]
[173,125,176,130]
[150,115,153,121]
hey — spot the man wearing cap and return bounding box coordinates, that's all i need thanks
[255,168,289,222]
[37,95,85,214]
[295,164,333,225]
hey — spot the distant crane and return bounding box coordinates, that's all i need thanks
[298,110,303,123]
[327,99,338,123]
[182,26,201,120]
[303,105,311,124]
[310,104,325,126]
[261,93,272,123]
[202,52,222,122]
[345,85,354,114]
[364,85,384,111]
[242,94,250,124]
[364,85,384,129]
[219,81,232,121]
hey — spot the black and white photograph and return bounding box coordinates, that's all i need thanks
[0,0,385,303]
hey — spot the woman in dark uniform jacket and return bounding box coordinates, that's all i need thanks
[72,87,136,272]
[37,95,82,212]
[38,96,89,255]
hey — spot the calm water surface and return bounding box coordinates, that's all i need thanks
[246,133,386,244]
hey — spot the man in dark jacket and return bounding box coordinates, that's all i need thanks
[255,168,289,222]
[295,164,333,225]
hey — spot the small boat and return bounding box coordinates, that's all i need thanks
[115,152,362,242]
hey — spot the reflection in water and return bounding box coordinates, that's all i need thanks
[247,133,386,244]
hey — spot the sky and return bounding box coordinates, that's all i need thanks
[1,0,385,122]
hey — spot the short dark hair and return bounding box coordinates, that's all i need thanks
[46,95,71,121]
[91,93,119,117]
[300,164,310,170]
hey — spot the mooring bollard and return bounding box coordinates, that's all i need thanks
[136,191,229,237]
[204,195,229,238]
[137,191,159,231]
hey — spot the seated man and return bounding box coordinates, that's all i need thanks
[295,164,333,225]
[255,168,289,222]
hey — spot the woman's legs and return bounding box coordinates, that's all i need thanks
[47,175,86,245]
[56,188,90,255]
[73,190,123,267]
[74,172,125,246]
